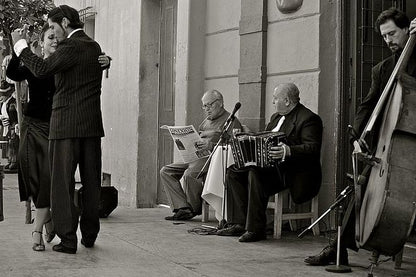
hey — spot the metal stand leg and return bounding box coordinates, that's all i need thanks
[218,145,229,230]
[367,251,380,277]
[298,185,353,238]
[325,205,351,273]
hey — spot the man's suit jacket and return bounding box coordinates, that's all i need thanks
[265,103,323,204]
[354,53,416,137]
[18,30,104,140]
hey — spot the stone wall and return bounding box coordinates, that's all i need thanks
[55,0,142,206]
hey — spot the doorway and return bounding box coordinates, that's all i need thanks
[339,0,412,191]
[157,0,177,204]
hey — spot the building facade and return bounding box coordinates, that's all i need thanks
[53,0,416,229]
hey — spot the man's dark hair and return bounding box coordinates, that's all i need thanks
[375,7,410,33]
[48,5,84,29]
[39,23,50,42]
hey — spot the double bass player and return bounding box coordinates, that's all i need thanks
[305,7,416,266]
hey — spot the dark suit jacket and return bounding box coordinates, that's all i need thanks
[18,30,104,139]
[266,103,323,203]
[354,53,416,138]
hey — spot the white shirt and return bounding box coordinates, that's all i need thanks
[67,28,82,38]
[13,39,28,57]
[1,96,12,118]
[272,116,285,132]
[1,96,13,136]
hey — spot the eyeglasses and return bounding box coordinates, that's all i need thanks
[202,99,220,109]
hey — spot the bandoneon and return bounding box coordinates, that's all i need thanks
[230,131,286,169]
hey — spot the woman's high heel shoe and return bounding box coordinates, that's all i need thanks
[44,219,56,243]
[32,231,45,251]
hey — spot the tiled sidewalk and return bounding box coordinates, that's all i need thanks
[0,173,415,277]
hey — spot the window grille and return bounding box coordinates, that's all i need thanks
[79,6,96,23]
[354,0,404,107]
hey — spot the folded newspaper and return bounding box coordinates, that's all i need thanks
[161,125,211,163]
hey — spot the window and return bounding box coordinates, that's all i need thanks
[79,7,96,39]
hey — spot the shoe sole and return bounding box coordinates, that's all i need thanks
[52,246,77,254]
[217,231,245,237]
[32,244,45,251]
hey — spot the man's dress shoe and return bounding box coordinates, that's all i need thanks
[165,208,195,221]
[304,245,349,266]
[81,238,95,248]
[238,231,267,242]
[52,243,77,254]
[216,224,245,236]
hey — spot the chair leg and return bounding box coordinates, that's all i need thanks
[270,192,320,239]
[288,193,297,231]
[201,200,209,223]
[274,193,283,239]
[311,196,320,236]
[394,247,404,269]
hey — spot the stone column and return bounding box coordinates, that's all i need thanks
[238,0,268,131]
[175,0,207,127]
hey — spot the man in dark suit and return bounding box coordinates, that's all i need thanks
[305,7,416,266]
[12,5,107,254]
[217,83,323,242]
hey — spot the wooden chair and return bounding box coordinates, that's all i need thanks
[267,190,320,239]
[393,239,416,269]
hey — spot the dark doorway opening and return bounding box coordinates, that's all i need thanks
[157,0,177,205]
[339,0,413,192]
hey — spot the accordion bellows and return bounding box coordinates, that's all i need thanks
[230,131,287,169]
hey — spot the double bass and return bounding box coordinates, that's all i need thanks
[354,34,416,256]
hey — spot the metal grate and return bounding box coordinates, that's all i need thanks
[355,0,404,108]
[79,7,96,23]
[339,0,406,193]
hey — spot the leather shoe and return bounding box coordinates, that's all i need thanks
[216,224,245,236]
[165,208,195,221]
[238,231,267,242]
[81,238,94,248]
[52,243,76,254]
[304,244,349,266]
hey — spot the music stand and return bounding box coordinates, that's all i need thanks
[298,184,353,273]
[196,117,236,228]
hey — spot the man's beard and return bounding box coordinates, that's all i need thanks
[389,43,401,53]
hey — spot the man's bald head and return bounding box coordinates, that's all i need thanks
[272,83,300,115]
[201,89,225,120]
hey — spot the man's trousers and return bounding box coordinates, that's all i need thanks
[49,137,101,249]
[160,158,207,215]
[226,165,285,233]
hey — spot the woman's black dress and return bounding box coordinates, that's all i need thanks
[6,53,54,208]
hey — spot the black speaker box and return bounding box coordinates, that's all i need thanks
[75,186,118,218]
[99,186,118,218]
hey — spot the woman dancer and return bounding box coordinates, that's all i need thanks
[7,24,56,251]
